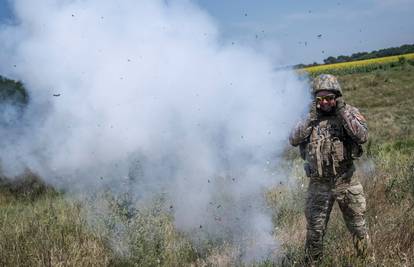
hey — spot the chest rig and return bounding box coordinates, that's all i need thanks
[304,115,351,177]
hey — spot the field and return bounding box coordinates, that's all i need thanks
[1,64,414,266]
[301,52,414,76]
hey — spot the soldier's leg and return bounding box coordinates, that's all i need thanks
[305,181,335,263]
[336,182,371,257]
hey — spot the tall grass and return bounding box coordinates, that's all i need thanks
[0,193,111,266]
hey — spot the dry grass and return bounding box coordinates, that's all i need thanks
[269,149,414,266]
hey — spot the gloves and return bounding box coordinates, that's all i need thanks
[335,96,346,113]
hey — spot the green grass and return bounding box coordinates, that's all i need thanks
[339,65,414,144]
[0,65,413,266]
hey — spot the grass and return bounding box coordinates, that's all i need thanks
[0,183,198,266]
[0,192,112,266]
[0,65,413,266]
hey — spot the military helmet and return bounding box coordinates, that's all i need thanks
[312,74,342,96]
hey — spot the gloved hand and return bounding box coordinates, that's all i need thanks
[335,96,346,113]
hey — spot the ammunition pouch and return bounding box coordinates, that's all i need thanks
[332,138,344,162]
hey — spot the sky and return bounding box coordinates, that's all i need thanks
[0,0,413,65]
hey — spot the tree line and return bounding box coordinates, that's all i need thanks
[295,43,414,68]
[323,44,414,64]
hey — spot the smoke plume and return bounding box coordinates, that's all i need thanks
[0,0,309,262]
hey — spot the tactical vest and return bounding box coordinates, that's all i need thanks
[300,114,362,178]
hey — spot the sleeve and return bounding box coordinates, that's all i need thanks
[339,105,368,144]
[289,117,312,147]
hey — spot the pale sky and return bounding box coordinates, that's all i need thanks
[1,0,413,65]
[195,0,414,65]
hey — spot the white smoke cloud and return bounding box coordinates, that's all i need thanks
[0,0,309,262]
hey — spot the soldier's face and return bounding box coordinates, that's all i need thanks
[316,90,336,112]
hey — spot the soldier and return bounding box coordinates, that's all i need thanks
[289,74,371,264]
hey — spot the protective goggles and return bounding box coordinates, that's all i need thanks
[316,94,336,102]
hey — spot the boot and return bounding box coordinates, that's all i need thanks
[353,234,375,263]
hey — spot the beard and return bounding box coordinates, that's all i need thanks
[317,102,336,113]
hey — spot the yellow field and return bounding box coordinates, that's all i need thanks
[302,53,414,74]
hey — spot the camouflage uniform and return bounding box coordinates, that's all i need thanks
[289,74,370,263]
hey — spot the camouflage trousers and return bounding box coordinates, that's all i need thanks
[304,177,369,262]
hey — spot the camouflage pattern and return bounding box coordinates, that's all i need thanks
[289,102,369,263]
[289,117,313,148]
[312,74,343,96]
[338,105,368,144]
[304,179,369,261]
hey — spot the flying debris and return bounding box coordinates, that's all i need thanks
[0,1,303,261]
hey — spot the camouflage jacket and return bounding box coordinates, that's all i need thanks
[289,104,368,178]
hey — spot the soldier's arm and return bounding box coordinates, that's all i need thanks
[289,117,313,147]
[338,105,368,144]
